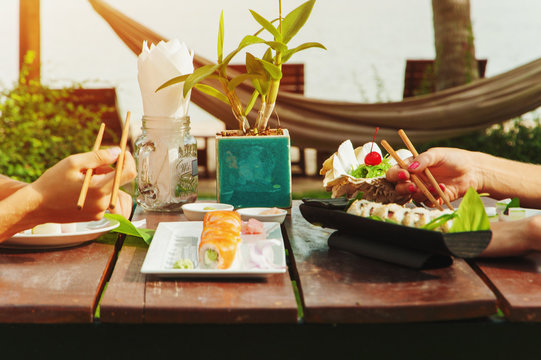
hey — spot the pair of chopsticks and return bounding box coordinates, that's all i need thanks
[381,129,454,211]
[77,111,131,210]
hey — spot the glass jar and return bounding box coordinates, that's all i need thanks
[134,116,198,212]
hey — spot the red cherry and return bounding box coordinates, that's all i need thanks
[364,151,382,166]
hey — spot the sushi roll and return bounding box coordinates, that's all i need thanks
[199,211,242,269]
[387,204,407,223]
[347,199,377,217]
[411,207,431,227]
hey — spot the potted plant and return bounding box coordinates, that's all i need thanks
[158,0,325,208]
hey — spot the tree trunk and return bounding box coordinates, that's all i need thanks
[432,0,478,91]
[19,0,41,83]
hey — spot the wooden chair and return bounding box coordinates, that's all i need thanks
[403,59,487,98]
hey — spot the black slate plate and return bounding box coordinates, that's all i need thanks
[300,199,492,260]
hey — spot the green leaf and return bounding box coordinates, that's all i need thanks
[261,49,272,64]
[227,73,264,91]
[182,64,220,97]
[155,74,190,92]
[238,35,266,50]
[449,187,491,233]
[245,53,267,94]
[244,90,260,116]
[104,213,154,245]
[250,9,282,41]
[258,59,282,80]
[194,84,230,105]
[264,40,288,53]
[222,49,241,67]
[218,11,225,63]
[245,52,265,75]
[282,41,326,62]
[282,0,316,44]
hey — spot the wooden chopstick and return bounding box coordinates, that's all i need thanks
[109,111,131,210]
[77,123,106,210]
[380,139,444,211]
[397,129,454,211]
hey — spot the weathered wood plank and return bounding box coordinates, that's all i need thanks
[0,242,115,323]
[144,272,297,323]
[99,209,180,323]
[285,201,497,323]
[475,253,541,322]
[98,244,147,323]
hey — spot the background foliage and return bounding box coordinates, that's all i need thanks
[0,67,110,182]
[417,116,541,164]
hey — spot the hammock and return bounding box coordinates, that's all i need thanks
[89,0,541,151]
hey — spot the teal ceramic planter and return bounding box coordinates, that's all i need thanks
[216,129,292,208]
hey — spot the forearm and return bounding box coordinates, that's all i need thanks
[481,216,541,257]
[0,175,28,200]
[0,185,44,242]
[475,152,541,208]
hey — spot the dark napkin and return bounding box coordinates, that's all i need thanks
[328,231,453,269]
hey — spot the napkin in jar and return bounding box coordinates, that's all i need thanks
[136,39,194,206]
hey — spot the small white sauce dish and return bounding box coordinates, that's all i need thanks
[181,202,234,221]
[236,207,288,224]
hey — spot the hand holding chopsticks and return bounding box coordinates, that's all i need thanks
[77,111,131,210]
[397,129,454,211]
[381,139,445,211]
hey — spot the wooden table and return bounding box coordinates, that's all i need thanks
[99,209,299,324]
[4,200,541,357]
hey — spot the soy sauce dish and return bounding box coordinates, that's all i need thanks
[181,203,234,221]
[236,207,288,224]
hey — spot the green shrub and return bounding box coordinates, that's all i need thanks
[0,63,111,182]
[417,115,541,164]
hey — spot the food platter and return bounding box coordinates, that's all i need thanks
[140,221,286,278]
[1,218,120,249]
[299,199,492,263]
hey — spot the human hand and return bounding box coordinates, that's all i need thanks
[29,147,136,223]
[385,147,481,207]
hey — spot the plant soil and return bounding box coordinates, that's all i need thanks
[218,128,284,137]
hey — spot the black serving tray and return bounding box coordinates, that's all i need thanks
[300,199,492,268]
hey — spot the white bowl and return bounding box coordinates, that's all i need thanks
[181,202,234,221]
[236,207,288,224]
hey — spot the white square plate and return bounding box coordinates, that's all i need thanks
[140,221,286,278]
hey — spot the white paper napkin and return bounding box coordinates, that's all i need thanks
[137,39,194,205]
[137,39,194,117]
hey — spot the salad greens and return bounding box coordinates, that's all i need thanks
[349,155,392,178]
[504,197,520,215]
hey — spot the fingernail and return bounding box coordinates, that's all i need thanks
[107,147,121,157]
[408,161,420,170]
[408,184,416,193]
[439,184,445,192]
[398,171,408,181]
[428,185,436,193]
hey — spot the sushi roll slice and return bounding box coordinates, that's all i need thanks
[199,211,242,269]
[388,204,407,223]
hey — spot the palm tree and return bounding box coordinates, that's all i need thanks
[432,0,479,91]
